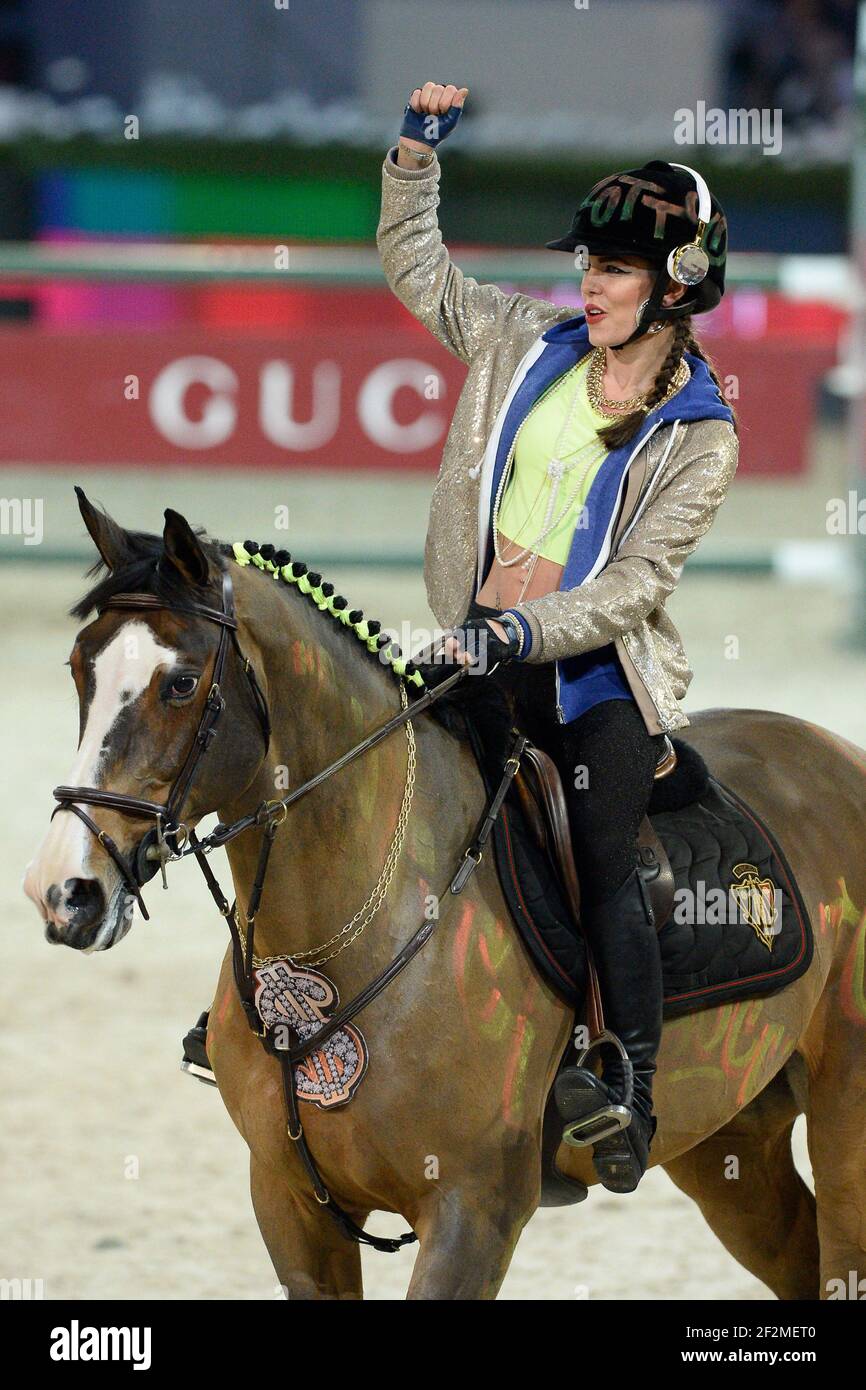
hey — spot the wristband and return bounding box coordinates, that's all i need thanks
[500,609,532,659]
[498,613,524,657]
[397,141,434,166]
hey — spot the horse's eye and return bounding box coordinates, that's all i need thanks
[168,674,198,700]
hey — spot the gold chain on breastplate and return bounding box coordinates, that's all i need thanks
[240,681,417,971]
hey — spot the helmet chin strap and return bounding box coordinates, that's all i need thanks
[606,265,695,351]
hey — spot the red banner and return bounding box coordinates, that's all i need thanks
[0,323,836,475]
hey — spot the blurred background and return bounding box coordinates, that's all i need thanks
[3,0,866,1301]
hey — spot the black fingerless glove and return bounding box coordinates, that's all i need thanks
[447,617,520,672]
[413,617,518,691]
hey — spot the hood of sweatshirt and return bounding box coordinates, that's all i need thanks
[541,313,734,427]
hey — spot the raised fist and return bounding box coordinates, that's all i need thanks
[399,81,469,148]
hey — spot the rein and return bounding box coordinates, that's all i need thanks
[50,562,526,1254]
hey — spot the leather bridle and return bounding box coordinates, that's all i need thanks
[47,562,526,1254]
[51,570,271,920]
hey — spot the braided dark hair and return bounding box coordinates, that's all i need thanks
[596,317,692,451]
[595,315,737,450]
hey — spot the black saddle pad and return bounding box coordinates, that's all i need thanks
[448,688,813,1018]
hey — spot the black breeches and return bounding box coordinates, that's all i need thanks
[467,599,666,905]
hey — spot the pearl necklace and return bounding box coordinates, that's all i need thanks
[493,360,605,574]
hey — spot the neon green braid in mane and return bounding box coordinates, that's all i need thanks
[230,540,427,691]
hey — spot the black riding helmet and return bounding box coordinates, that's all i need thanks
[546,159,728,347]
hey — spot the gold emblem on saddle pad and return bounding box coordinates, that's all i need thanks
[253,961,368,1109]
[729,862,780,950]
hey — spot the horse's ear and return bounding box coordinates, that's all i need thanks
[75,485,128,571]
[162,508,211,587]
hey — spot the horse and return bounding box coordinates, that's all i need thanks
[22,490,866,1300]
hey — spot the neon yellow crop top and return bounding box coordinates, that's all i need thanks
[496,355,611,566]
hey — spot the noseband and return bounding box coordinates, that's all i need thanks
[51,570,270,920]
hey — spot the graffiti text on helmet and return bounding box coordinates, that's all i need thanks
[581,174,667,224]
[579,175,727,266]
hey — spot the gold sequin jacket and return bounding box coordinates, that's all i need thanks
[377,145,739,734]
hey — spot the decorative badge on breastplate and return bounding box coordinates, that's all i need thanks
[253,961,368,1109]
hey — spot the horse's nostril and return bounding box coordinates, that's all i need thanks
[64,877,106,931]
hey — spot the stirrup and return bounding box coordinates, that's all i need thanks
[180,1058,217,1087]
[562,1092,632,1148]
[556,1029,634,1148]
[181,1012,217,1087]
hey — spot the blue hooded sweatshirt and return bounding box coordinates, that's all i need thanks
[476,314,734,725]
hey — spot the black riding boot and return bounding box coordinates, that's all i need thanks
[554,865,663,1193]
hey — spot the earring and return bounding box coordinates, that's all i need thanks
[635,298,664,334]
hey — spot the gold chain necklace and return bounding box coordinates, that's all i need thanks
[586,345,690,417]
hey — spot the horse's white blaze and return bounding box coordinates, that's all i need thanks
[23,622,178,933]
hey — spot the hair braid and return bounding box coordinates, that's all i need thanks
[597,317,691,451]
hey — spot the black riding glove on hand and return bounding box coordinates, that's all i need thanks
[416,617,520,690]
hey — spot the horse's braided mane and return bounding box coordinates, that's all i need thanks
[229,546,500,745]
[224,538,428,692]
[69,527,427,695]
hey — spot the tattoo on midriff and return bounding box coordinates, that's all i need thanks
[476,538,565,608]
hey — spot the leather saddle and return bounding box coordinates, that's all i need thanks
[512,736,676,1038]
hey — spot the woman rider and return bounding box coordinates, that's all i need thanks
[380,82,738,1193]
